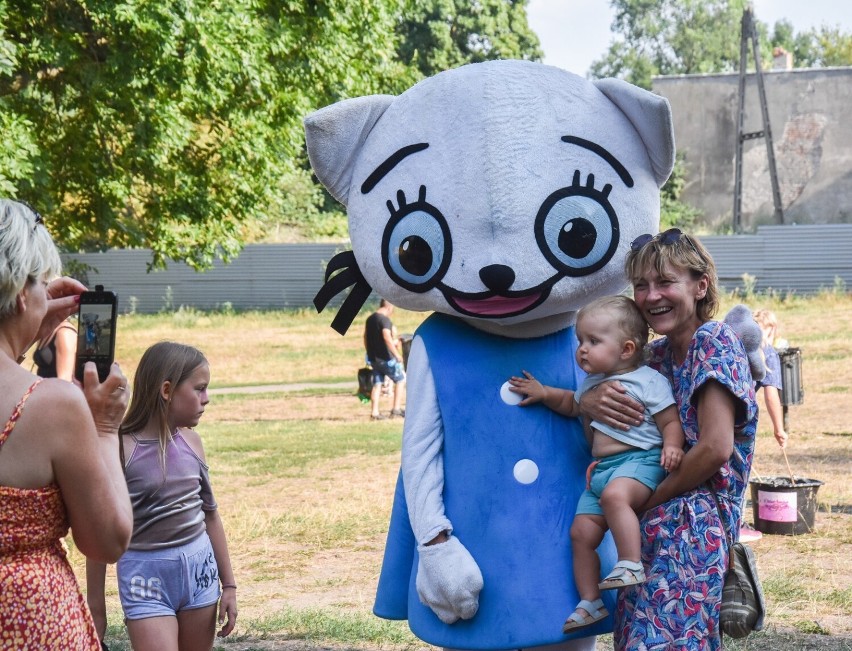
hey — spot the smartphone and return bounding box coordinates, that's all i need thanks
[74,285,118,383]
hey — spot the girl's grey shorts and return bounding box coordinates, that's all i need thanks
[117,531,220,620]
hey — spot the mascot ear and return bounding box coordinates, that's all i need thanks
[592,78,675,188]
[304,95,395,205]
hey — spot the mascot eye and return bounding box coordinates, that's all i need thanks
[382,188,452,292]
[534,174,619,276]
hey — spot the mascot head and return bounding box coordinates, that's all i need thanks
[307,60,675,337]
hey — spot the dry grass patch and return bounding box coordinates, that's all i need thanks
[69,294,851,648]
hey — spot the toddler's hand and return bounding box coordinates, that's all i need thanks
[660,445,683,472]
[508,370,545,406]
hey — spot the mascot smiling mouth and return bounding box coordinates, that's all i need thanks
[442,279,556,318]
[448,293,545,317]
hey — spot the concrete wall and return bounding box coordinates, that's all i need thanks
[652,67,852,231]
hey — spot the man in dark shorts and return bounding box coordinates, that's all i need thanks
[364,299,406,420]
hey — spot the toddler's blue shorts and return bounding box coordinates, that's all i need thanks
[576,447,665,516]
[117,532,221,620]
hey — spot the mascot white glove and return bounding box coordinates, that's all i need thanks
[416,535,484,624]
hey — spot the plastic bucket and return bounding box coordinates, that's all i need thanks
[749,477,823,535]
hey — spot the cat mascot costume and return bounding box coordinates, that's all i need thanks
[306,60,675,651]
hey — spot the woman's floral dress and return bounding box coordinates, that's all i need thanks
[0,380,101,650]
[614,322,758,650]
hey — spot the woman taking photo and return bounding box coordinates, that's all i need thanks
[581,229,758,649]
[0,199,132,648]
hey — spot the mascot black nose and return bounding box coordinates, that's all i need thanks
[479,264,516,294]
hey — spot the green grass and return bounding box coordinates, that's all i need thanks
[239,609,420,646]
[205,420,401,476]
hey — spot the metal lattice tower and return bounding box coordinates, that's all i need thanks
[733,6,784,232]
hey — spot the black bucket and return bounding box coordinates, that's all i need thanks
[749,477,823,535]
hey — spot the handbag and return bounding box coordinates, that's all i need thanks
[720,540,765,638]
[707,485,766,638]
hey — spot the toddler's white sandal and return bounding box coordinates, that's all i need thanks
[598,560,645,590]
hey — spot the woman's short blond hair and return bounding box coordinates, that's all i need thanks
[0,199,62,320]
[625,231,719,322]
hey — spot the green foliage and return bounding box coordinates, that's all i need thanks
[772,20,852,67]
[396,0,542,77]
[0,0,546,261]
[590,0,852,87]
[246,166,349,243]
[660,151,701,230]
[590,0,750,88]
[0,0,410,268]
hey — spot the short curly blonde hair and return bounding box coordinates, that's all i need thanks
[0,199,62,320]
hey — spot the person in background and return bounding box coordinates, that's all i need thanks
[33,315,77,381]
[0,198,132,649]
[752,309,787,449]
[580,228,758,649]
[738,308,788,543]
[364,299,406,420]
[88,342,237,651]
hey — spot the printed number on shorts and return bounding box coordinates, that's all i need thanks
[130,575,163,601]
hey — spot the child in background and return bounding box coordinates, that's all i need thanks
[752,309,787,449]
[508,295,685,633]
[88,342,237,650]
[738,309,788,543]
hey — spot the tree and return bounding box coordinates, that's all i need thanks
[772,21,852,68]
[590,0,752,89]
[0,0,410,269]
[396,0,542,78]
[261,0,544,243]
[591,0,852,88]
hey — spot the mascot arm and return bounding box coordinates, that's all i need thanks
[403,335,484,624]
[402,335,453,544]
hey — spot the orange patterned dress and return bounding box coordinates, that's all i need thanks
[0,380,100,650]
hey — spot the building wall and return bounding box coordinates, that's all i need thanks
[62,225,852,314]
[652,67,852,231]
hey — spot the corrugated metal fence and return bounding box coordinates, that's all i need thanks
[62,224,851,314]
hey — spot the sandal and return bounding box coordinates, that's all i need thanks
[598,560,645,590]
[562,598,609,633]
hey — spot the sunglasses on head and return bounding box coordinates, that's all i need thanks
[17,200,44,232]
[630,228,683,251]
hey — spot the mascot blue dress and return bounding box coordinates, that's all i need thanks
[306,60,675,651]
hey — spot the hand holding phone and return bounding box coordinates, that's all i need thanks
[74,285,118,383]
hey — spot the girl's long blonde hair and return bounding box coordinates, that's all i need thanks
[120,342,207,468]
